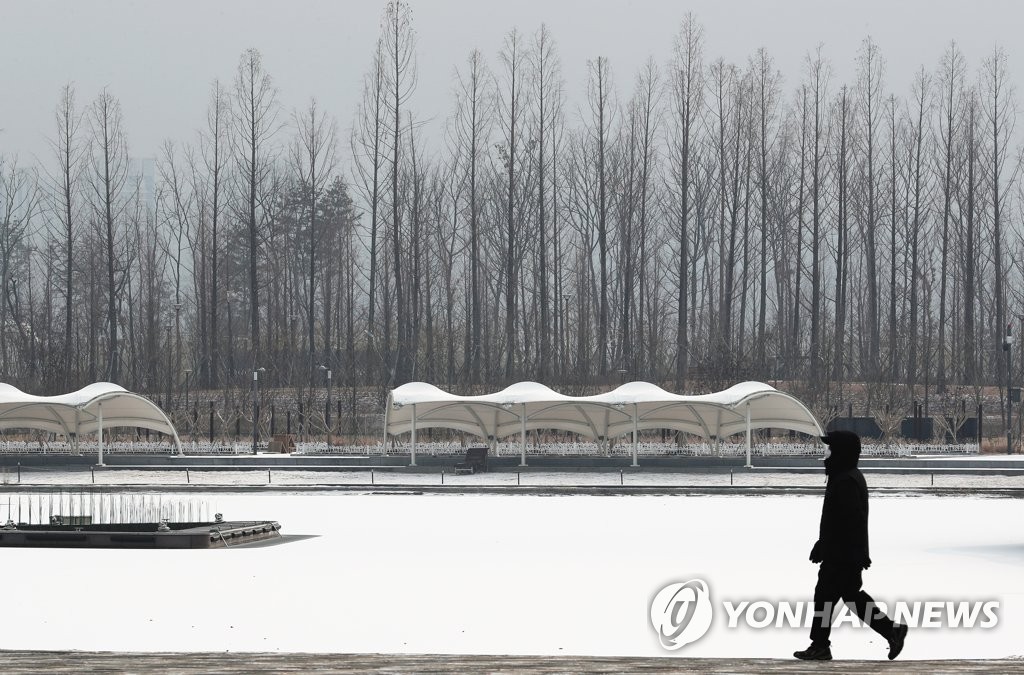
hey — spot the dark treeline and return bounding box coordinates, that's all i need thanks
[0,3,1022,428]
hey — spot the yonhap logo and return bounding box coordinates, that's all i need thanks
[649,578,1000,653]
[649,579,714,650]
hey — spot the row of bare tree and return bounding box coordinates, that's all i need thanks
[0,4,1022,424]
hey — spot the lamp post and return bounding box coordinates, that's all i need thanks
[173,301,182,391]
[319,364,333,442]
[165,323,172,409]
[1005,323,1014,454]
[184,369,192,410]
[184,368,193,437]
[365,329,377,383]
[252,366,265,454]
[288,314,297,373]
[1019,314,1024,453]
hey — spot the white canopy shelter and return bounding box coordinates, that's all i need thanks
[0,382,182,464]
[385,381,824,467]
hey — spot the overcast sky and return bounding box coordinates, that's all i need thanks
[1,0,1022,165]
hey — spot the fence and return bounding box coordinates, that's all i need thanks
[0,438,980,458]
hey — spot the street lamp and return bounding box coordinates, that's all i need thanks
[184,368,193,436]
[252,366,266,454]
[165,323,172,409]
[288,314,297,371]
[1005,323,1014,454]
[319,364,333,443]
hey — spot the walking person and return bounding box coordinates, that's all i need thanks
[794,430,908,661]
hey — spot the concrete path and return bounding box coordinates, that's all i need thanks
[0,652,1019,673]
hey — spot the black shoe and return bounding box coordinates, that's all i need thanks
[887,623,908,660]
[794,643,832,660]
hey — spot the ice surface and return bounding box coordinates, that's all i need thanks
[0,491,1020,661]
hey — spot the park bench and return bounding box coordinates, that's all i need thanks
[454,446,488,475]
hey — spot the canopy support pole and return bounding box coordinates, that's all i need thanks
[745,402,753,468]
[520,403,527,467]
[493,409,500,457]
[632,403,639,467]
[604,409,611,457]
[381,395,391,455]
[172,426,184,456]
[97,402,104,467]
[410,403,417,466]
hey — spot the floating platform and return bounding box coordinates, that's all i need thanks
[0,520,281,549]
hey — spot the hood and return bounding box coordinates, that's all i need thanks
[821,429,861,476]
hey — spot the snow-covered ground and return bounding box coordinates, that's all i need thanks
[0,491,1020,661]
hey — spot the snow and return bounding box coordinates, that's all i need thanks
[0,490,1021,660]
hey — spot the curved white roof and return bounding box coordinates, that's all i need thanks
[385,381,823,441]
[0,382,180,444]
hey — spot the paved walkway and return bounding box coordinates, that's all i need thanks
[0,652,1020,674]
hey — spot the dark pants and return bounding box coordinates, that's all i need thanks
[810,562,895,646]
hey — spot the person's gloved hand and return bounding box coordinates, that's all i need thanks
[809,540,823,563]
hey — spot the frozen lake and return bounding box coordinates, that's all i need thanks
[0,491,1021,661]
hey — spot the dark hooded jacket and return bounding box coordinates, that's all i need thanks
[815,440,871,569]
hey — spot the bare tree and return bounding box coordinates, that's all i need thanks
[934,42,966,391]
[586,55,615,376]
[906,68,932,393]
[47,84,84,388]
[495,28,528,380]
[532,24,562,382]
[981,46,1017,434]
[709,58,733,351]
[668,14,704,390]
[87,88,132,383]
[791,84,807,370]
[751,48,781,375]
[963,92,980,386]
[157,140,195,402]
[291,97,338,379]
[621,58,661,377]
[450,48,493,384]
[0,157,40,377]
[351,40,387,379]
[805,46,830,385]
[855,36,885,381]
[404,112,428,382]
[232,47,280,368]
[832,85,851,386]
[197,79,230,388]
[886,93,905,386]
[381,0,417,383]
